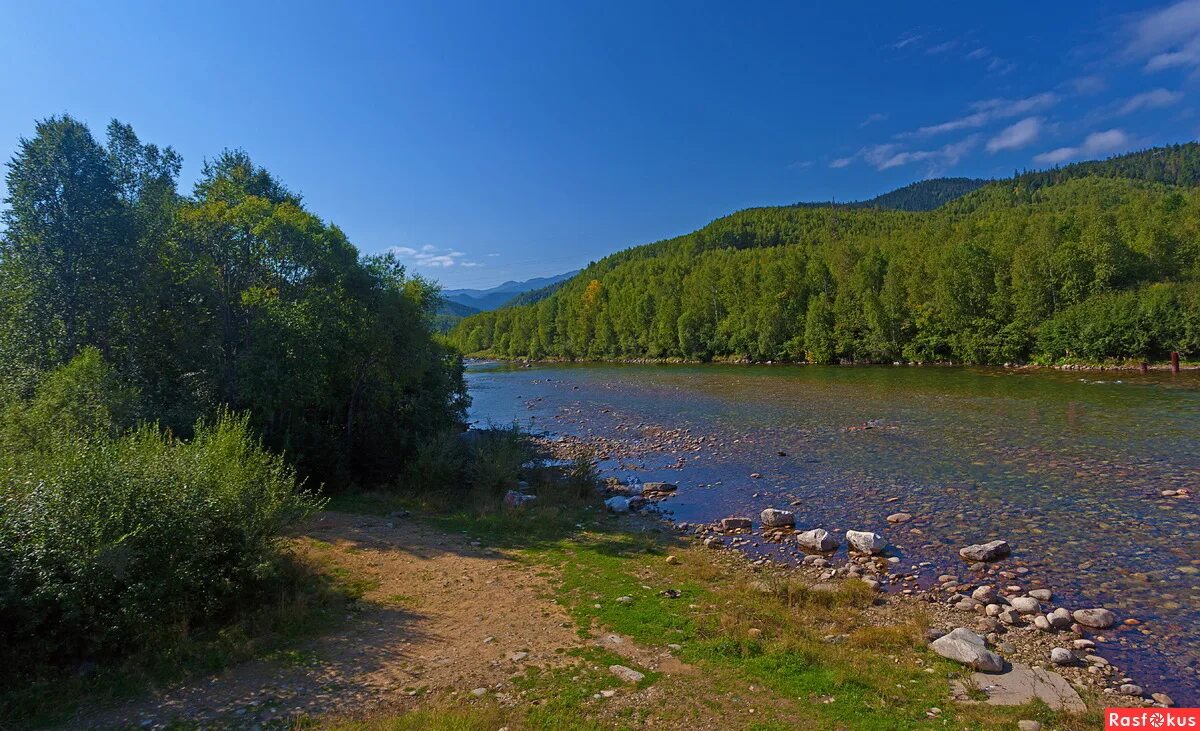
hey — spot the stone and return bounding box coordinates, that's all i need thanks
[503,490,536,508]
[1120,684,1145,697]
[998,609,1022,626]
[1153,692,1175,707]
[615,596,633,604]
[886,512,912,524]
[1049,648,1073,665]
[643,481,676,492]
[861,577,881,591]
[703,536,724,549]
[1073,608,1116,629]
[471,687,488,697]
[604,496,630,513]
[1029,589,1053,601]
[959,540,1011,562]
[929,628,1004,672]
[721,517,752,531]
[759,508,795,528]
[1047,607,1073,630]
[1018,722,1042,731]
[1008,596,1041,614]
[846,530,887,555]
[1032,615,1052,632]
[951,663,1086,712]
[972,585,996,603]
[796,528,840,552]
[609,665,645,683]
[1072,639,1095,650]
[665,555,679,565]
[508,652,528,662]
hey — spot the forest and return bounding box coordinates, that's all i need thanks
[449,144,1200,365]
[0,116,467,683]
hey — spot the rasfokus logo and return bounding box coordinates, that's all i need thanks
[1106,708,1200,729]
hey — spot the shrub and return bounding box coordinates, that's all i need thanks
[0,359,317,677]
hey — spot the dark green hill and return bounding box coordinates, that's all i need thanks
[796,177,989,212]
[450,145,1200,365]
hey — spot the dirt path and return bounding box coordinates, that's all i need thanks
[73,511,591,729]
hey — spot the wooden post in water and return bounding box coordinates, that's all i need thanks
[1171,351,1180,373]
[1140,362,1149,374]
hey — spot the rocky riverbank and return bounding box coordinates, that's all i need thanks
[533,433,1181,713]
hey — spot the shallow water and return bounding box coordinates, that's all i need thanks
[466,361,1200,702]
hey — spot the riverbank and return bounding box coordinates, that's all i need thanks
[466,354,1200,372]
[65,495,1105,730]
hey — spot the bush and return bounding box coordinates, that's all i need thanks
[0,356,318,677]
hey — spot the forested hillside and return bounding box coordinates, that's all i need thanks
[450,145,1200,365]
[795,177,989,212]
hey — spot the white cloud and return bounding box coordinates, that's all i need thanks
[1119,88,1183,113]
[858,112,889,128]
[1070,75,1107,94]
[835,135,979,172]
[908,93,1058,137]
[1127,0,1200,71]
[893,32,925,50]
[987,117,1042,152]
[1033,129,1132,165]
[389,244,481,269]
[926,40,958,55]
[965,47,989,61]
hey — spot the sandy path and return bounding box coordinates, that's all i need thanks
[73,511,583,729]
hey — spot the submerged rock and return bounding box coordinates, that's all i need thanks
[796,528,840,552]
[929,628,1004,672]
[959,540,1011,562]
[1072,608,1116,629]
[846,530,887,555]
[886,512,913,524]
[759,508,795,528]
[720,517,752,531]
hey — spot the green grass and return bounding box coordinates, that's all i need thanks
[328,482,1104,730]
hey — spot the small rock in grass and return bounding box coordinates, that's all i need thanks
[1018,721,1042,731]
[609,665,645,683]
[929,628,1004,672]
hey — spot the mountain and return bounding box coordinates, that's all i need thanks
[794,177,989,212]
[450,144,1200,365]
[443,271,580,312]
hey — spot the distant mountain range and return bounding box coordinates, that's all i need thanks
[442,271,580,312]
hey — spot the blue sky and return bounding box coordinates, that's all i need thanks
[2,1,1198,288]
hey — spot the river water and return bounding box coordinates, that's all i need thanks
[466,361,1200,703]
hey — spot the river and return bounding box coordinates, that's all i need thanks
[466,361,1200,703]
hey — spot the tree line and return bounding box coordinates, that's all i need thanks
[449,146,1200,364]
[1,116,467,487]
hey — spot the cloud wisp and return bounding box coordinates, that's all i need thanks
[1119,88,1183,113]
[389,244,482,269]
[908,93,1059,137]
[1033,129,1132,165]
[987,117,1042,153]
[1127,0,1200,71]
[832,135,979,173]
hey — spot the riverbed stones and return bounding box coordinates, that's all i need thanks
[796,528,840,552]
[1032,615,1052,632]
[1008,596,1041,615]
[971,585,996,603]
[1047,607,1073,629]
[1072,608,1116,629]
[959,540,1011,562]
[846,530,887,555]
[1049,648,1073,665]
[1120,684,1144,697]
[604,496,630,513]
[642,481,676,493]
[759,508,795,528]
[886,512,912,524]
[929,628,1004,672]
[720,517,752,531]
[1029,589,1053,601]
[1153,692,1175,707]
[951,663,1085,712]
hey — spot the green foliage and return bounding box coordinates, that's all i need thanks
[795,176,989,211]
[0,355,318,677]
[451,149,1200,365]
[1,115,468,487]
